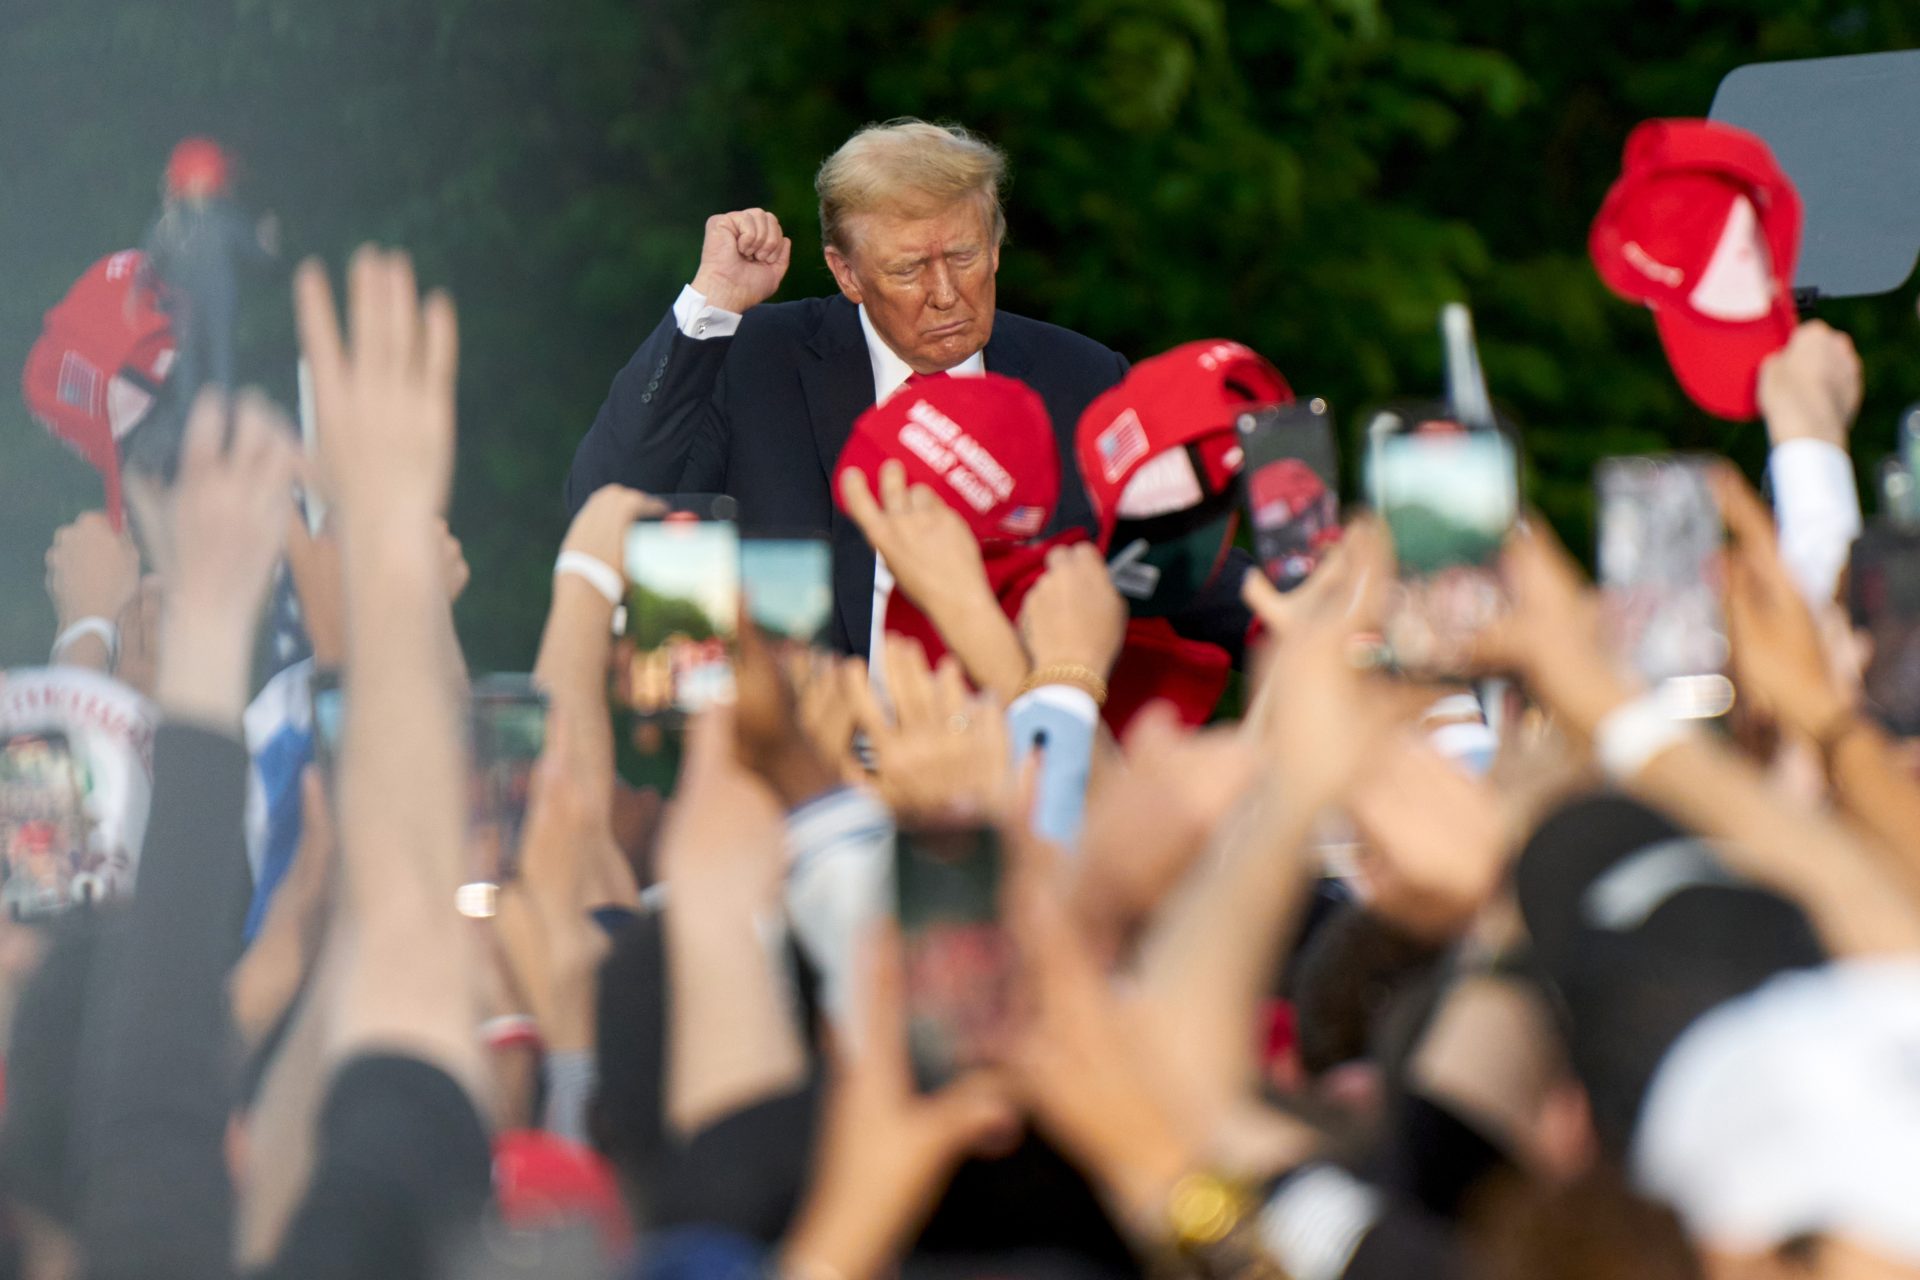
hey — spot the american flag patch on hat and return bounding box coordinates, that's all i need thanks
[999,504,1045,537]
[1096,409,1149,483]
[58,352,101,412]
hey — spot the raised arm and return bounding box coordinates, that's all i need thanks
[1486,518,1920,959]
[566,209,790,511]
[81,388,298,1280]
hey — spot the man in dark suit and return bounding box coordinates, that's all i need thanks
[569,119,1250,660]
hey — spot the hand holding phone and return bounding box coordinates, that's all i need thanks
[1367,411,1518,675]
[1597,456,1733,718]
[895,825,1012,1090]
[1240,399,1341,591]
[462,675,549,916]
[614,500,741,797]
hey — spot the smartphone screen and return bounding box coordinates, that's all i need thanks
[1598,456,1734,718]
[623,517,740,719]
[615,515,739,798]
[1850,523,1920,737]
[0,731,97,920]
[1367,412,1518,675]
[895,825,1012,1090]
[740,534,834,648]
[465,675,548,912]
[1240,399,1341,591]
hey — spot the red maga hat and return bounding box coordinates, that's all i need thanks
[21,250,177,528]
[1590,118,1803,421]
[835,372,1059,546]
[164,137,233,199]
[1075,340,1291,549]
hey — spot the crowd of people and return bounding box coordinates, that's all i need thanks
[4,110,1920,1280]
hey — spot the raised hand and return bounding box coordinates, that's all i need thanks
[1712,463,1852,738]
[293,246,458,531]
[158,389,301,727]
[850,637,1010,825]
[840,460,995,625]
[732,613,842,808]
[780,927,1017,1280]
[560,484,660,580]
[840,460,1030,696]
[1019,541,1127,680]
[1757,319,1863,449]
[1006,852,1198,1230]
[1346,734,1514,940]
[46,511,141,632]
[691,208,792,314]
[1242,518,1403,807]
[1474,518,1637,738]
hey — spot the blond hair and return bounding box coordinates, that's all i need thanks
[815,118,1007,255]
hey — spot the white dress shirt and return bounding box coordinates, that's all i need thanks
[671,283,984,676]
[1767,437,1862,607]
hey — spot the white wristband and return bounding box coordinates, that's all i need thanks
[554,550,624,608]
[51,616,118,665]
[1594,693,1693,781]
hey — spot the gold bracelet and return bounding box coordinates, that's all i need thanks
[1019,662,1109,706]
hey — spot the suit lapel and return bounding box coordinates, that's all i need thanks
[800,296,875,481]
[799,297,883,652]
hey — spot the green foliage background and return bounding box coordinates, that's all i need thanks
[4,0,1919,671]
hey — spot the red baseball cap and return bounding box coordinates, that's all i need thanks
[1590,119,1803,421]
[492,1130,632,1254]
[835,372,1059,546]
[1075,340,1291,548]
[21,250,177,528]
[1104,618,1233,730]
[165,137,233,198]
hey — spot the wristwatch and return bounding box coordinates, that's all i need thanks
[1149,1171,1288,1280]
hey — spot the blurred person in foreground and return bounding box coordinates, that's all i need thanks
[567,117,1254,661]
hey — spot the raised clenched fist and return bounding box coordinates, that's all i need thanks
[691,208,792,315]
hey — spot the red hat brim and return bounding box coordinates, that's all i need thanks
[1651,296,1796,421]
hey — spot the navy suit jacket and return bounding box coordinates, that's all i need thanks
[569,293,1253,660]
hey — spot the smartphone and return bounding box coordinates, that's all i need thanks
[1240,399,1341,591]
[895,825,1013,1090]
[615,511,740,797]
[740,533,834,647]
[0,730,97,920]
[310,669,344,776]
[1367,410,1519,675]
[461,675,549,917]
[1597,457,1734,718]
[623,515,740,717]
[1850,523,1920,736]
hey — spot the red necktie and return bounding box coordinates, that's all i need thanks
[903,369,952,389]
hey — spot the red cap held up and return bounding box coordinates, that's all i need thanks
[1590,118,1802,421]
[21,250,177,528]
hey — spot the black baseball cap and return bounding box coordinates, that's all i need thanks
[1513,792,1825,1156]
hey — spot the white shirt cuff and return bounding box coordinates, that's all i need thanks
[1769,438,1862,606]
[671,283,743,340]
[1010,684,1099,727]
